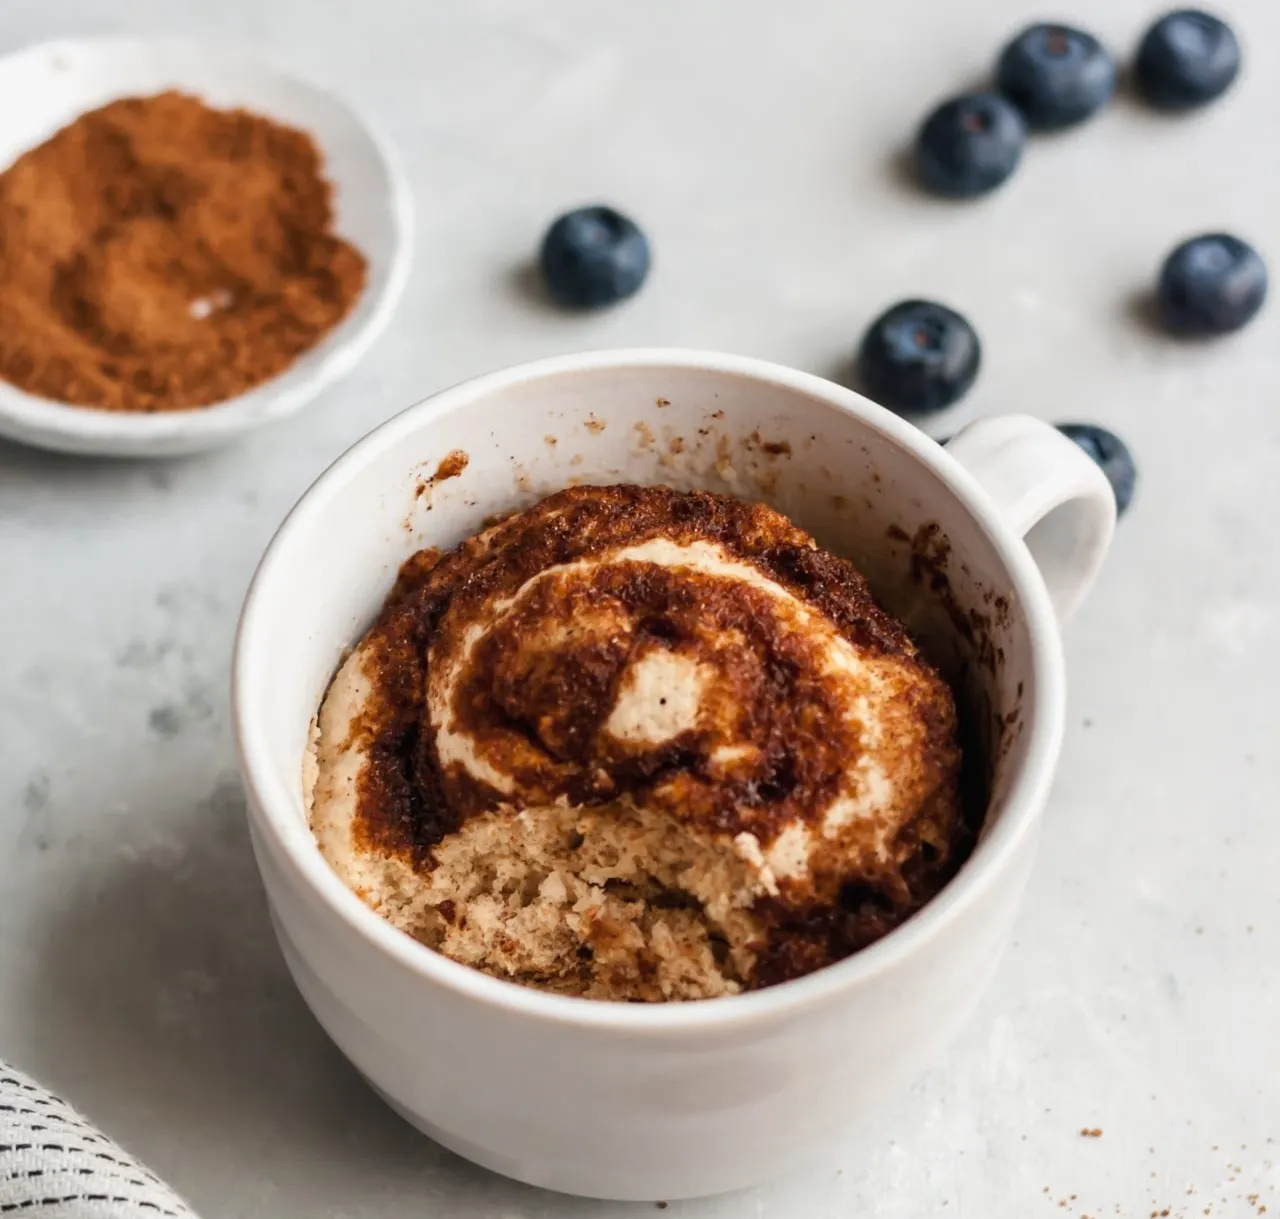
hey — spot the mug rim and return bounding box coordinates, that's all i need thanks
[233,347,1066,1033]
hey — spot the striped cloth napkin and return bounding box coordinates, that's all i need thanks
[1,1062,195,1218]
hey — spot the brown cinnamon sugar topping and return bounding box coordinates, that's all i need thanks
[341,485,971,986]
[0,91,367,412]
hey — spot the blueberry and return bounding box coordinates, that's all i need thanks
[996,23,1116,130]
[1135,10,1241,109]
[539,206,650,308]
[914,92,1026,198]
[1157,234,1267,336]
[1057,424,1137,516]
[857,300,981,414]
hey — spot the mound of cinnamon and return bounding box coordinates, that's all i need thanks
[0,90,367,413]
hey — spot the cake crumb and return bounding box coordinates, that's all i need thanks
[1080,1128,1103,1138]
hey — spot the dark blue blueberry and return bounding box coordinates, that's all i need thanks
[539,206,650,308]
[1058,424,1137,516]
[996,23,1116,130]
[914,92,1026,198]
[857,300,981,414]
[1157,233,1267,336]
[1136,10,1241,110]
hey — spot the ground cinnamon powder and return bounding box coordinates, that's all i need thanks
[0,90,368,412]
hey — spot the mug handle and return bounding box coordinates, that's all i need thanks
[943,415,1116,621]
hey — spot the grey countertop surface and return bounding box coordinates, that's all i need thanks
[1,0,1278,1215]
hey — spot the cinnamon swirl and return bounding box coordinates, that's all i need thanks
[306,485,969,1001]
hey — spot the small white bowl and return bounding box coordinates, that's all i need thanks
[0,38,413,458]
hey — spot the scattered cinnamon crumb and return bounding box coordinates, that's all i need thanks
[656,397,671,408]
[433,450,468,481]
[584,414,606,433]
[415,450,469,503]
[1080,1128,1103,1138]
[747,430,792,457]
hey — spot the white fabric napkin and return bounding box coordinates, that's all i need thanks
[1,1062,195,1218]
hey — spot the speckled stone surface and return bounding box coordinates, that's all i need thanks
[1,0,1277,1215]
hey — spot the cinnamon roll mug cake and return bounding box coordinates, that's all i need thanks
[306,484,970,1001]
[235,350,1116,1198]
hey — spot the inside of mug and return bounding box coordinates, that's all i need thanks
[245,361,1036,877]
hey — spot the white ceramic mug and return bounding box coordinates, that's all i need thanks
[233,349,1115,1201]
